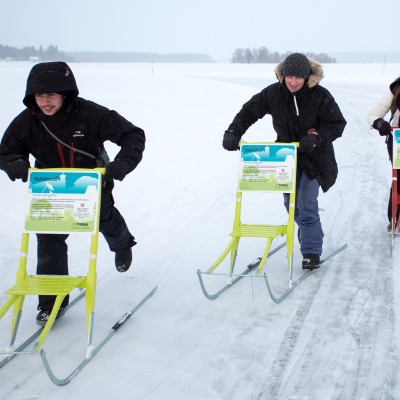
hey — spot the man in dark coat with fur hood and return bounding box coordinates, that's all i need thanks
[0,62,145,325]
[223,53,346,269]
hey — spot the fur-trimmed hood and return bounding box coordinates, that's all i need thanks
[275,57,324,88]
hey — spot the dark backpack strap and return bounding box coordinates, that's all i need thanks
[40,120,96,160]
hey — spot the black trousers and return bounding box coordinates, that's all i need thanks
[36,181,136,310]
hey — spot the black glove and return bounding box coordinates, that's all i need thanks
[104,160,130,182]
[299,130,321,153]
[372,118,391,136]
[223,130,240,151]
[6,159,29,182]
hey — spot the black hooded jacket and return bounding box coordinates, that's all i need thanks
[0,62,145,172]
[227,58,346,192]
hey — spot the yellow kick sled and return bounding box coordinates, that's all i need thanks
[0,168,156,385]
[197,142,347,303]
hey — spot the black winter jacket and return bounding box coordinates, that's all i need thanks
[227,59,346,192]
[0,97,145,173]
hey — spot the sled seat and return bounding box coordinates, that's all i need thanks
[230,224,287,239]
[5,275,86,296]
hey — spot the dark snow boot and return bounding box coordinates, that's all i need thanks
[36,308,65,327]
[115,248,132,272]
[302,254,320,270]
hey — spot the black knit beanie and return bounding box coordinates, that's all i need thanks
[282,53,311,80]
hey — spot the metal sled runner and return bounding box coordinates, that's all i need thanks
[197,142,347,303]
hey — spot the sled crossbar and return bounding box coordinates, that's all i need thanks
[230,224,287,238]
[5,276,87,296]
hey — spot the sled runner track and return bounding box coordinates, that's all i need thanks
[256,148,398,400]
[331,231,397,396]
[274,254,397,400]
[256,268,327,400]
[258,227,396,394]
[326,129,400,399]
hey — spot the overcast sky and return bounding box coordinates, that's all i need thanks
[2,0,398,61]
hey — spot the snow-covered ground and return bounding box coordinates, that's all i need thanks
[0,61,399,400]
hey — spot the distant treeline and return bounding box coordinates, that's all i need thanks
[1,43,337,64]
[232,47,336,63]
[0,44,214,63]
[0,44,73,61]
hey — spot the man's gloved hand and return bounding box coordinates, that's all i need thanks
[372,118,392,136]
[6,159,29,182]
[299,130,321,153]
[104,159,130,182]
[222,130,240,151]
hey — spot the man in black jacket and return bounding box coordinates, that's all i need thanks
[0,62,145,325]
[223,53,346,269]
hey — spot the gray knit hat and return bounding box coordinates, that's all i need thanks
[282,53,311,80]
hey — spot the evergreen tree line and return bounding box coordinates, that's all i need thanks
[0,44,73,61]
[231,47,336,63]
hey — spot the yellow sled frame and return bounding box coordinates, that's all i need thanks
[0,168,104,353]
[197,142,298,300]
[208,189,295,276]
[209,142,297,276]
